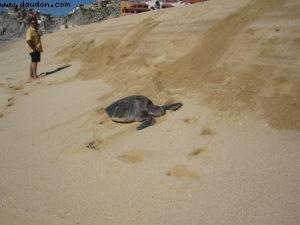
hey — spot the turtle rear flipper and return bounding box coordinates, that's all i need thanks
[162,103,182,111]
[137,116,156,130]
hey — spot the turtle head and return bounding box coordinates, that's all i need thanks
[151,106,166,117]
[162,103,182,111]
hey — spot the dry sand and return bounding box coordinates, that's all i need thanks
[0,0,299,224]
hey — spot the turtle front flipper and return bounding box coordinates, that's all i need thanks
[137,116,156,130]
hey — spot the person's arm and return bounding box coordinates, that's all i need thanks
[26,40,36,52]
[26,28,37,52]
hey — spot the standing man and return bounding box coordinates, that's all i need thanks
[26,17,43,80]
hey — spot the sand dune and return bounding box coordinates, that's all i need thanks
[0,0,299,225]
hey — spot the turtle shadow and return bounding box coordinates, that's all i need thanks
[39,64,71,77]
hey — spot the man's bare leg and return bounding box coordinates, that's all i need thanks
[29,63,33,79]
[31,62,38,79]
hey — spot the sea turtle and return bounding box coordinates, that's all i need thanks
[105,95,182,130]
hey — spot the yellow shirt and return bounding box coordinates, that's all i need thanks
[26,26,43,53]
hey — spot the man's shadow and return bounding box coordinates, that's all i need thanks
[39,64,71,77]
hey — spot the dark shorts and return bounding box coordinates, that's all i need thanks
[29,51,41,63]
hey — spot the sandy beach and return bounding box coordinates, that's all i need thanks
[0,0,299,224]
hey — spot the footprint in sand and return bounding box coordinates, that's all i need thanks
[0,113,4,118]
[167,165,200,180]
[85,139,105,151]
[201,127,216,136]
[9,84,23,91]
[188,146,208,159]
[6,97,15,107]
[117,151,145,164]
[61,139,106,159]
[182,117,198,124]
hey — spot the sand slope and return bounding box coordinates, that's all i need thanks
[0,0,299,225]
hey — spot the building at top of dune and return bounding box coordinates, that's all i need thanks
[120,0,209,16]
[182,0,208,4]
[120,1,150,16]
